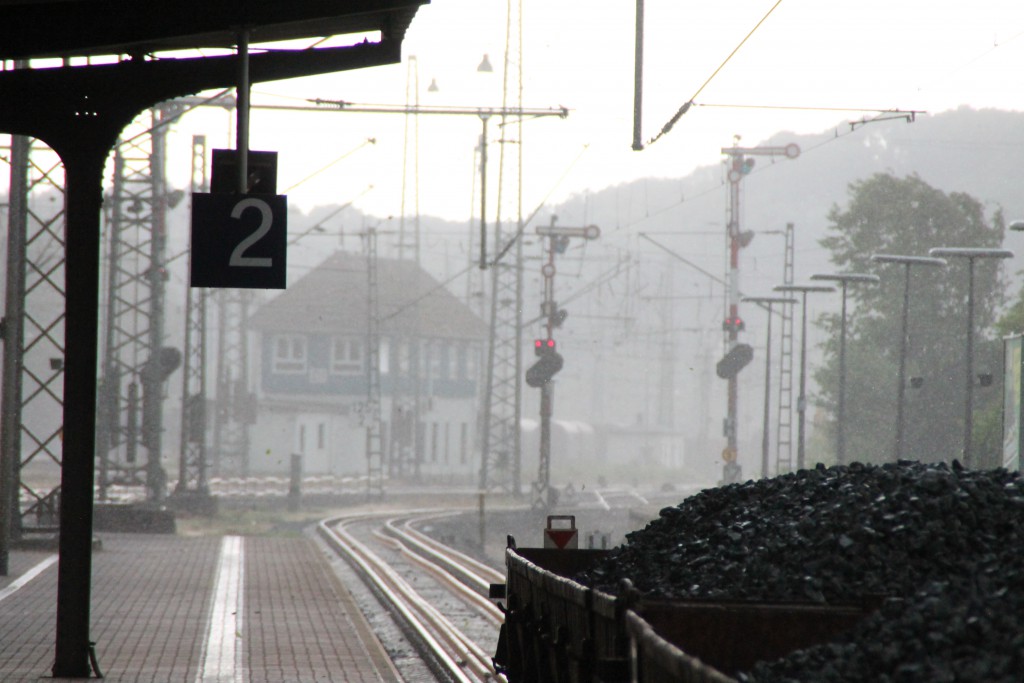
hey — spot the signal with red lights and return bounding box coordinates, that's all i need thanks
[722,317,745,333]
[534,338,557,356]
[527,339,563,387]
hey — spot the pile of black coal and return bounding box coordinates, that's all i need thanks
[738,577,1024,683]
[572,461,1024,682]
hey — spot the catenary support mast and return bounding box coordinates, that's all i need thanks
[174,134,212,508]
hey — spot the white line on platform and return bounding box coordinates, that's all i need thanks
[0,554,58,603]
[196,536,245,683]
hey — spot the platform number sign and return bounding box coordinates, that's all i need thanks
[190,193,287,289]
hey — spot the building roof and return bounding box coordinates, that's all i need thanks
[250,250,488,340]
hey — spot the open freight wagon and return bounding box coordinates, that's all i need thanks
[493,541,877,683]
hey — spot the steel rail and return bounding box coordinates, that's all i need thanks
[343,517,497,680]
[373,528,503,626]
[381,516,504,593]
[397,514,506,585]
[318,515,501,682]
[318,517,477,683]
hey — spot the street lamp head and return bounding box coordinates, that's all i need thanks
[427,78,439,92]
[773,284,835,295]
[477,53,493,73]
[871,253,947,267]
[811,272,880,285]
[1009,220,1024,231]
[928,247,1013,260]
[741,296,798,305]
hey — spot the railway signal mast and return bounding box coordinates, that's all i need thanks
[719,140,799,483]
[530,217,599,511]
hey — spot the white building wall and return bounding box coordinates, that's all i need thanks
[250,394,480,479]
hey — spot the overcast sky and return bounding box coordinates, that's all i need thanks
[167,0,1024,223]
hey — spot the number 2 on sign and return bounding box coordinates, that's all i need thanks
[230,198,273,268]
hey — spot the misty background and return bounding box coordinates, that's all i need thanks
[6,105,1024,488]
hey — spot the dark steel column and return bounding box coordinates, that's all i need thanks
[963,260,976,467]
[895,265,911,461]
[796,293,808,470]
[0,133,30,574]
[836,283,849,465]
[53,149,105,679]
[760,304,774,478]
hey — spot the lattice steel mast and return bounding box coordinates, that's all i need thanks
[775,222,796,474]
[388,56,423,481]
[96,105,179,502]
[479,0,526,495]
[174,135,212,506]
[211,289,253,478]
[0,135,66,560]
[364,227,384,497]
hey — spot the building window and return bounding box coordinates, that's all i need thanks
[273,334,307,374]
[317,423,326,450]
[431,422,438,462]
[465,342,481,381]
[448,344,458,380]
[428,340,443,381]
[379,338,391,375]
[331,337,364,375]
[460,423,468,464]
[444,422,450,464]
[397,340,411,376]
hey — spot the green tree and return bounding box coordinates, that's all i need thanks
[814,173,1006,465]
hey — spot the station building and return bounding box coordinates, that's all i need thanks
[247,250,487,482]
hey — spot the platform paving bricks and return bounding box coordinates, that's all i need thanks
[245,536,400,682]
[0,533,401,682]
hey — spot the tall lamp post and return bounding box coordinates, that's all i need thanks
[773,284,834,470]
[742,296,796,478]
[809,273,880,465]
[928,247,1013,468]
[870,255,946,461]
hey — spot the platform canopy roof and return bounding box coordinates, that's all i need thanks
[0,0,426,60]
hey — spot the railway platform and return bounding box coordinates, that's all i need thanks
[0,531,401,683]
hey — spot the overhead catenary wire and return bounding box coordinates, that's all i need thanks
[282,138,376,193]
[608,105,923,240]
[638,0,785,150]
[521,256,632,328]
[694,102,925,118]
[489,142,591,266]
[379,263,474,323]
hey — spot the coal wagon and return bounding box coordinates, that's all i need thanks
[491,540,876,683]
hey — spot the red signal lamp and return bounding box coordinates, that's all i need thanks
[722,317,745,333]
[534,338,557,355]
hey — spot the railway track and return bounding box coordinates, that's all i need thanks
[318,510,507,683]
